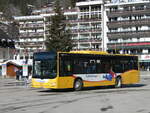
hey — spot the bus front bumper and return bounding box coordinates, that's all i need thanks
[31,78,57,89]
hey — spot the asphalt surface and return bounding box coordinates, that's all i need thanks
[0,73,150,113]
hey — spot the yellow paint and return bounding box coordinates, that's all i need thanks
[83,79,115,87]
[69,51,108,55]
[31,77,75,89]
[121,70,140,84]
[32,70,140,89]
[31,78,58,89]
[57,77,74,88]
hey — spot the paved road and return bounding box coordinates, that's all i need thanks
[0,76,150,113]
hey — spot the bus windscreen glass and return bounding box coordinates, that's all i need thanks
[33,52,57,79]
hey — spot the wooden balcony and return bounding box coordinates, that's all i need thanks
[107,8,150,18]
[107,30,150,39]
[107,19,150,28]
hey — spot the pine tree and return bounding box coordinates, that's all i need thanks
[70,0,77,8]
[46,0,74,52]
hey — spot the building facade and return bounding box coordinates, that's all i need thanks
[14,0,150,70]
[71,0,104,51]
[14,15,44,65]
[14,0,106,65]
[106,0,150,70]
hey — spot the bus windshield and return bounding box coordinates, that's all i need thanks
[33,52,57,79]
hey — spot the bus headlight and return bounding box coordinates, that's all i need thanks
[50,82,56,86]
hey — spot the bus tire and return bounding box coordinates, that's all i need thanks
[74,79,83,91]
[115,77,122,88]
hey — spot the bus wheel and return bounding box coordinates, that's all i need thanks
[115,77,122,88]
[74,79,83,91]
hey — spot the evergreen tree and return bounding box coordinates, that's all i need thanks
[0,0,9,12]
[46,0,74,52]
[70,0,77,8]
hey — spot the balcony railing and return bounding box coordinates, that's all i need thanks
[74,38,102,43]
[107,42,150,49]
[107,8,150,17]
[107,18,150,28]
[71,28,102,34]
[20,32,44,38]
[20,23,44,29]
[107,30,150,39]
[19,42,44,47]
[67,18,101,23]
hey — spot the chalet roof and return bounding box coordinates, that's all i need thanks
[0,60,21,67]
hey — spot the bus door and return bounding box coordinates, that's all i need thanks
[58,54,74,88]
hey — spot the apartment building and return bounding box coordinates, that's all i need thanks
[15,0,150,70]
[106,0,150,70]
[71,0,105,51]
[41,0,105,50]
[14,0,106,64]
[14,15,44,65]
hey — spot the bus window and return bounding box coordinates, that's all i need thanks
[34,61,41,76]
[60,59,73,76]
[33,60,57,79]
[86,60,96,74]
[104,62,111,73]
[133,60,138,70]
[99,60,111,73]
[112,59,124,73]
[73,59,86,74]
[96,60,102,73]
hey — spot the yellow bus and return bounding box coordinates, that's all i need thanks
[31,51,140,90]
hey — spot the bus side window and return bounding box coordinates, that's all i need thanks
[73,61,81,74]
[73,59,87,74]
[112,60,123,73]
[96,63,102,73]
[95,60,101,73]
[130,60,138,70]
[86,60,96,74]
[60,59,72,76]
[133,60,138,70]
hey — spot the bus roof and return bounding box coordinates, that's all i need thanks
[35,51,137,57]
[69,51,108,55]
[59,51,137,57]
